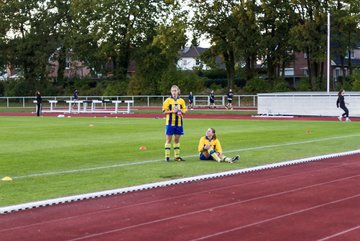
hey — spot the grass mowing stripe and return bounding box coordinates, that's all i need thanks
[1,117,359,207]
[11,133,360,180]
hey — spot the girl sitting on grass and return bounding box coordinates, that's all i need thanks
[198,128,239,163]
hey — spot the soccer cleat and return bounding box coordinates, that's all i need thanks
[346,117,351,122]
[174,157,185,161]
[165,157,170,162]
[230,155,239,163]
[338,116,342,121]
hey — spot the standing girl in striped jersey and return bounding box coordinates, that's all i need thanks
[162,85,187,161]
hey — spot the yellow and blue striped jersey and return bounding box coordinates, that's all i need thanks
[162,97,187,126]
[198,136,223,154]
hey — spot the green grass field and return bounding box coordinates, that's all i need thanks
[0,116,359,207]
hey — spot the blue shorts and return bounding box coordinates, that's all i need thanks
[199,153,213,161]
[165,125,184,135]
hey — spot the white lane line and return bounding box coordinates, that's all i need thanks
[66,186,360,241]
[1,151,359,214]
[2,164,357,233]
[317,225,360,241]
[12,160,160,180]
[10,134,360,180]
[225,134,360,154]
[191,194,360,241]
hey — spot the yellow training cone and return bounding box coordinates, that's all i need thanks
[2,176,13,181]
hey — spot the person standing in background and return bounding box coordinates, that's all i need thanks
[72,89,79,109]
[188,92,194,110]
[162,85,187,161]
[225,89,234,110]
[209,90,215,108]
[336,89,351,122]
[35,91,42,117]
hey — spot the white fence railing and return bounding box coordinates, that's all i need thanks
[0,95,257,109]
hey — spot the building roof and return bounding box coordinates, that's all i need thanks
[332,57,360,66]
[180,46,208,58]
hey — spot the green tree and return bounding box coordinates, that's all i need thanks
[289,0,329,90]
[258,0,297,80]
[233,0,261,81]
[0,1,8,70]
[331,0,360,80]
[129,18,187,95]
[190,1,262,87]
[0,0,73,91]
[190,0,241,89]
[70,0,177,82]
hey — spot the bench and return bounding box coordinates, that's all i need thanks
[66,100,82,113]
[48,100,58,111]
[38,99,134,114]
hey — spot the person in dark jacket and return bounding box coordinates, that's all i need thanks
[209,90,215,109]
[72,89,79,109]
[35,91,42,116]
[336,89,350,122]
[225,89,234,110]
[188,92,194,110]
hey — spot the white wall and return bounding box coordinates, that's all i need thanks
[177,57,208,70]
[257,92,360,117]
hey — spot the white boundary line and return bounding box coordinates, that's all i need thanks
[10,133,360,180]
[1,149,360,214]
[317,225,360,241]
[252,115,294,118]
[191,194,360,241]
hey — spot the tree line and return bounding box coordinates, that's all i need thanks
[0,0,360,96]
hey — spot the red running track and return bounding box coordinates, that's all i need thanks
[1,154,359,241]
[1,111,360,122]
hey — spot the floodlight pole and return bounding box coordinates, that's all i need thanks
[327,12,330,94]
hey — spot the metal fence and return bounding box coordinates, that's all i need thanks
[0,95,257,109]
